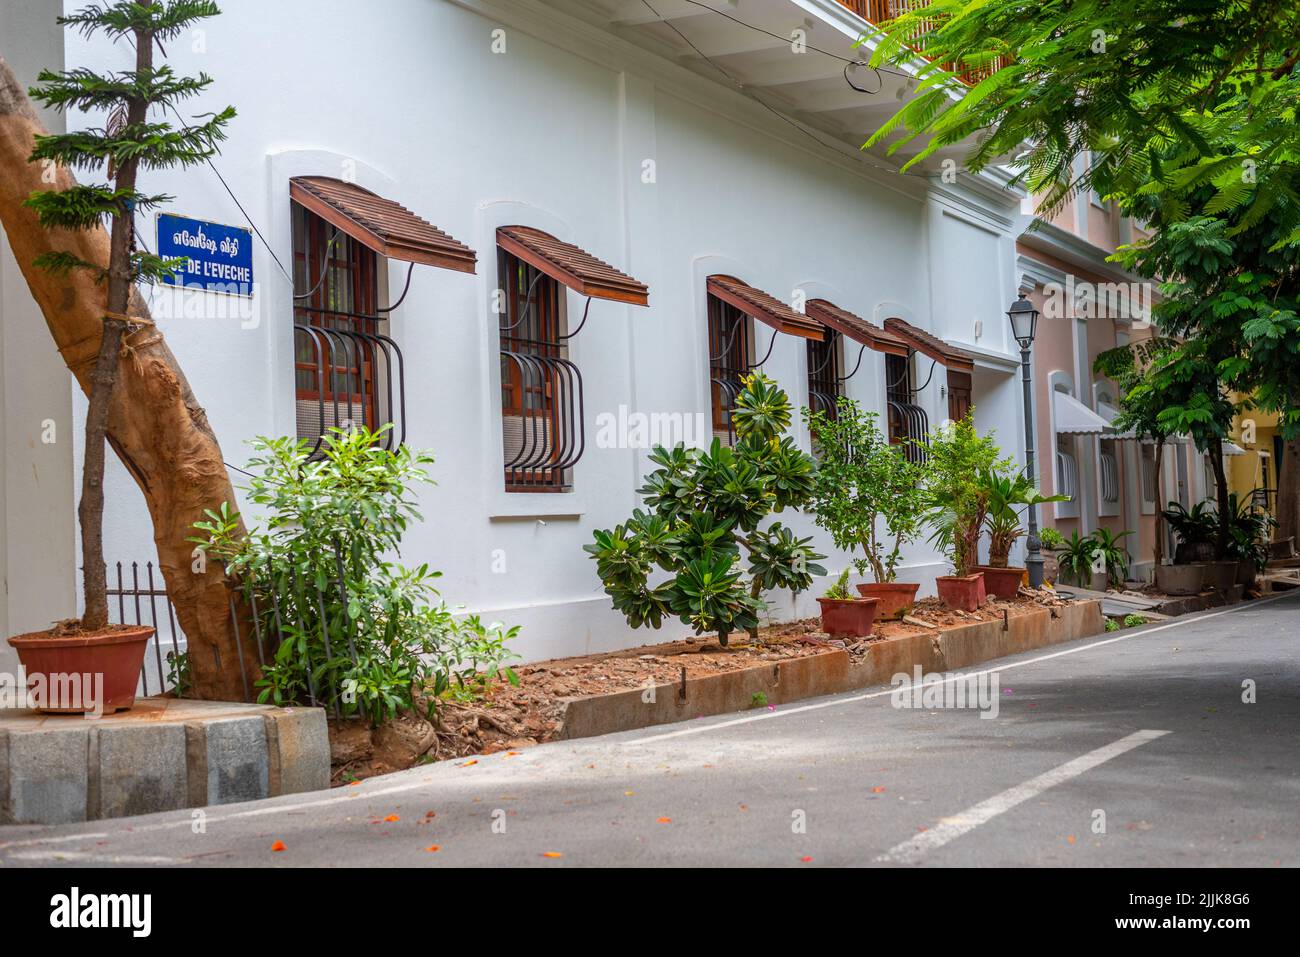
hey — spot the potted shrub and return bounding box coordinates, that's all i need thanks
[1055,531,1103,589]
[1164,500,1234,591]
[1091,528,1134,589]
[8,2,234,712]
[972,467,1067,598]
[816,569,881,638]
[1226,492,1274,589]
[923,414,1006,611]
[803,399,926,619]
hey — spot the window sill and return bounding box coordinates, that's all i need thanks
[488,491,587,521]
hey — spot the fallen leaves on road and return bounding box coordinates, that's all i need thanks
[657,817,672,824]
[271,840,287,853]
[541,851,564,858]
[424,845,441,853]
[871,786,887,794]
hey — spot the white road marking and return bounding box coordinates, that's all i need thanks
[7,850,180,865]
[876,729,1170,864]
[0,591,1287,856]
[629,591,1297,745]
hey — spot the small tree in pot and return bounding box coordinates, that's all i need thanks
[974,468,1067,598]
[921,413,1007,611]
[7,0,235,713]
[802,399,926,619]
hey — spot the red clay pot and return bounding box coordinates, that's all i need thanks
[855,581,921,620]
[7,625,153,714]
[935,573,986,612]
[817,597,880,638]
[971,565,1025,600]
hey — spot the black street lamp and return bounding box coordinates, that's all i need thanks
[1007,294,1044,588]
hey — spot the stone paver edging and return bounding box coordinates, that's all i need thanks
[0,699,328,826]
[557,600,1103,740]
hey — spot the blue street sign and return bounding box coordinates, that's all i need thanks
[156,212,254,297]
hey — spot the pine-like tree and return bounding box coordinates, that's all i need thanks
[24,0,234,631]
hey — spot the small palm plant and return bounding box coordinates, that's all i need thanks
[979,468,1068,567]
[1090,528,1134,588]
[1056,531,1098,587]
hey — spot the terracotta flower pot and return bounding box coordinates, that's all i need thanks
[971,565,1025,600]
[817,597,880,638]
[855,581,920,620]
[7,625,153,714]
[935,573,985,612]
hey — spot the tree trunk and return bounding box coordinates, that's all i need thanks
[1208,441,1231,560]
[1275,437,1300,547]
[1152,440,1165,567]
[0,57,258,700]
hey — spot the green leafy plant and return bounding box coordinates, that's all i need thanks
[1056,531,1098,587]
[585,373,826,646]
[822,568,853,601]
[1123,614,1149,628]
[1090,528,1134,588]
[802,399,926,583]
[979,467,1068,567]
[191,426,518,724]
[1038,527,1065,551]
[164,649,191,698]
[1105,619,1120,633]
[921,413,1008,577]
[1162,500,1220,563]
[1225,492,1277,572]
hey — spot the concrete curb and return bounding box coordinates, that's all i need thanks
[0,703,329,826]
[557,600,1103,740]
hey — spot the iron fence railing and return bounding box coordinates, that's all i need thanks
[106,561,185,698]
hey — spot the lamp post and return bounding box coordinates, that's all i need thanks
[1007,294,1044,588]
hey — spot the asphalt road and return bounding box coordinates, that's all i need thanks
[3,592,1298,867]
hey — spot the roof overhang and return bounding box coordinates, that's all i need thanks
[290,176,477,273]
[883,317,975,373]
[707,275,823,339]
[805,298,909,355]
[497,226,649,305]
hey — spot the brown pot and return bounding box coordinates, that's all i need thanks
[7,625,153,714]
[972,565,1025,600]
[817,596,880,638]
[1204,560,1238,593]
[1235,561,1257,589]
[935,573,985,612]
[855,581,920,620]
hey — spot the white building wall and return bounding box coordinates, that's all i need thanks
[13,0,1029,663]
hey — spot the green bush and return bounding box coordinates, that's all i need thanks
[585,373,825,645]
[192,426,518,724]
[922,413,1009,577]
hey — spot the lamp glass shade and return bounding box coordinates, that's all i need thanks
[1007,295,1039,347]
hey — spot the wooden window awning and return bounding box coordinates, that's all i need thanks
[883,317,975,373]
[497,226,649,306]
[706,275,822,340]
[805,299,909,356]
[289,176,477,274]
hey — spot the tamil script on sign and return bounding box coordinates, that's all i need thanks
[157,212,254,297]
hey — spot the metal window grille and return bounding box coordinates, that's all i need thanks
[1100,449,1120,503]
[499,249,583,491]
[806,332,842,420]
[1141,445,1158,503]
[1056,449,1079,501]
[708,294,751,443]
[886,352,928,462]
[292,203,406,455]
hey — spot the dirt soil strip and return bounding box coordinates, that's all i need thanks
[332,591,1095,784]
